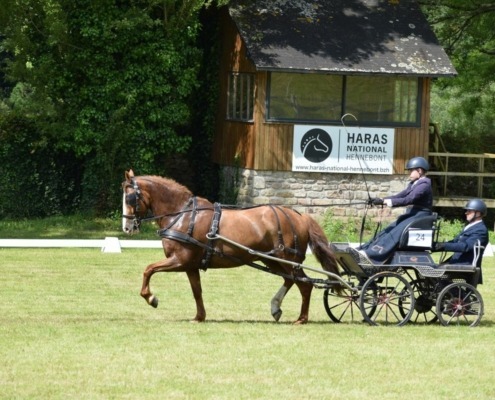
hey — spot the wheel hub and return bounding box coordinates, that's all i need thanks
[414,294,434,313]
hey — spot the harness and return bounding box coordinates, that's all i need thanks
[158,201,222,269]
[157,202,304,270]
[124,178,305,271]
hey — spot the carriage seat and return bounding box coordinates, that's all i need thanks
[398,213,438,250]
[438,239,484,287]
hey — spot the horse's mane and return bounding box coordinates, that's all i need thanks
[138,175,193,196]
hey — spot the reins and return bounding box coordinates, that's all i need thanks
[340,114,382,246]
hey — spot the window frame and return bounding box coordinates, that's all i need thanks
[226,72,255,122]
[266,73,422,127]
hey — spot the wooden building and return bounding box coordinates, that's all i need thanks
[212,0,456,217]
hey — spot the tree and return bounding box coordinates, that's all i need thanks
[0,0,221,214]
[421,1,495,152]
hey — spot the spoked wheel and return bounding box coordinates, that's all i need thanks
[323,276,361,323]
[436,282,484,327]
[400,279,438,324]
[359,272,415,326]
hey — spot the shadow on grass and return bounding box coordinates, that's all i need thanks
[180,319,495,327]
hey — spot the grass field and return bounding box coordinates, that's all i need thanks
[1,247,494,399]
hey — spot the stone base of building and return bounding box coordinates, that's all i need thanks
[220,166,410,223]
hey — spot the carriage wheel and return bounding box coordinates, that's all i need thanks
[359,272,415,326]
[436,282,484,327]
[323,276,361,323]
[399,279,438,324]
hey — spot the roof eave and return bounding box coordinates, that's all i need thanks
[255,66,457,78]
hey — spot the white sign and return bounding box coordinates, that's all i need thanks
[407,229,433,248]
[292,125,395,174]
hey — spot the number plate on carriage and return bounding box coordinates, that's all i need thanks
[407,229,433,247]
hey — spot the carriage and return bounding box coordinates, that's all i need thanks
[323,214,485,327]
[122,170,485,327]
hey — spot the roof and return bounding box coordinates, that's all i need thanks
[229,0,457,77]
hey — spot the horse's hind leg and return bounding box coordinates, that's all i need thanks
[186,269,206,322]
[294,280,313,325]
[271,279,294,322]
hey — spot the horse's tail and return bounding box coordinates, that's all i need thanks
[305,215,340,276]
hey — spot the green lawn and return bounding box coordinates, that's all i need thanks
[1,247,494,399]
[0,215,158,240]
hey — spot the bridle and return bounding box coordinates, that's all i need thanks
[122,177,213,232]
[123,177,144,230]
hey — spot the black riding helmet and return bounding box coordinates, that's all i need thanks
[464,198,487,217]
[405,156,429,172]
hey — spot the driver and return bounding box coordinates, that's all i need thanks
[357,156,433,263]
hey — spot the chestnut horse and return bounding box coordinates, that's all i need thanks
[122,169,339,324]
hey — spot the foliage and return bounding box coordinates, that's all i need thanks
[218,155,241,204]
[436,217,465,242]
[421,1,495,151]
[0,113,81,218]
[322,210,376,243]
[0,0,224,216]
[186,4,223,200]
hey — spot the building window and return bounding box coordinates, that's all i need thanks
[267,72,420,126]
[268,73,342,121]
[227,72,254,122]
[345,76,419,123]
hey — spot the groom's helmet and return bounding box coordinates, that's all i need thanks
[464,199,487,217]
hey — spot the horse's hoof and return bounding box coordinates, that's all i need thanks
[149,295,159,308]
[272,309,283,322]
[293,319,308,325]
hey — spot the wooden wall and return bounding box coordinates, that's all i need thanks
[212,9,256,169]
[393,78,431,174]
[213,10,432,174]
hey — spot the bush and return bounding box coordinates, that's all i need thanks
[435,218,464,242]
[321,210,376,243]
[0,114,82,218]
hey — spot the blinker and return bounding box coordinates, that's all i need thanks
[126,193,138,207]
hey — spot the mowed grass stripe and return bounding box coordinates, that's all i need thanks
[1,248,494,399]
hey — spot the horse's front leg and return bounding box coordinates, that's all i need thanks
[140,255,183,308]
[140,256,206,322]
[186,269,206,322]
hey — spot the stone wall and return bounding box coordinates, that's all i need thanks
[221,166,411,223]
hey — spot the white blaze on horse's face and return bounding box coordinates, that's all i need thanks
[122,191,128,233]
[122,190,138,234]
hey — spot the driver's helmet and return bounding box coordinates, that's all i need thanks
[405,156,429,172]
[464,199,487,217]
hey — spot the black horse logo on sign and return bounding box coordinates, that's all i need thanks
[300,128,332,163]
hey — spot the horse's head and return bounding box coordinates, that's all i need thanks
[122,169,149,235]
